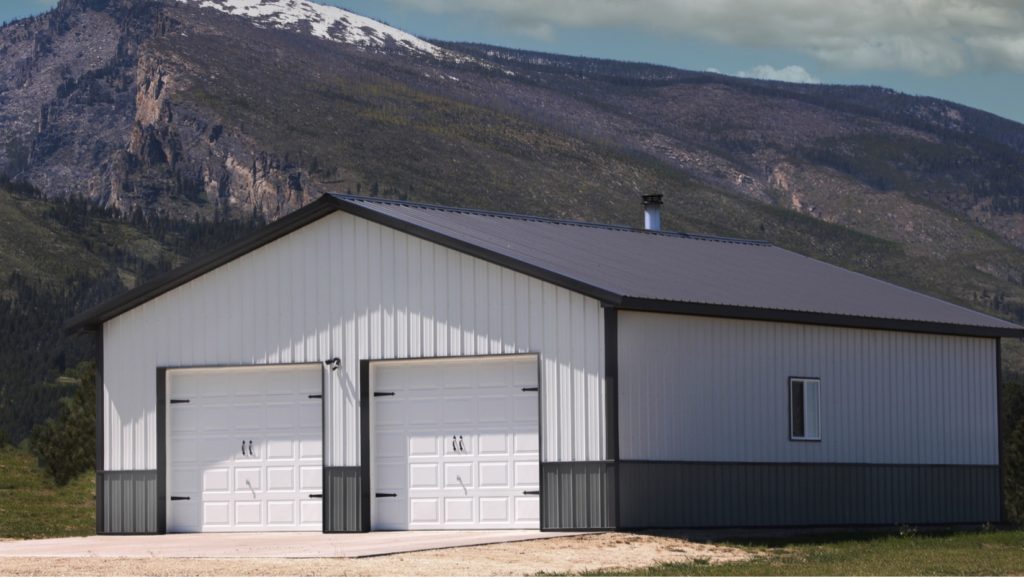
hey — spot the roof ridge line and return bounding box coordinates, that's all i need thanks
[329,193,773,247]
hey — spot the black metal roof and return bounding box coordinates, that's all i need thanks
[66,193,1024,337]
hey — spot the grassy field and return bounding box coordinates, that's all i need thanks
[599,528,1024,576]
[0,446,94,539]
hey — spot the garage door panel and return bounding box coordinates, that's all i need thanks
[234,501,262,525]
[444,462,473,488]
[203,501,230,526]
[443,498,473,523]
[410,498,440,524]
[266,467,295,491]
[167,365,323,533]
[514,461,539,486]
[266,440,295,460]
[513,432,539,455]
[299,439,322,460]
[267,500,295,525]
[409,434,439,457]
[478,432,509,455]
[480,497,510,523]
[203,468,230,492]
[372,356,540,530]
[409,463,439,489]
[300,466,322,491]
[515,496,540,522]
[479,462,510,488]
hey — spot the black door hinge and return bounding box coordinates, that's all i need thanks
[169,399,190,404]
[308,394,323,399]
[523,490,540,495]
[373,392,395,397]
[521,387,539,392]
[170,496,190,501]
[308,493,323,498]
[375,492,398,498]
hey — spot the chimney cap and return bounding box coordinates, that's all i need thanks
[642,194,663,206]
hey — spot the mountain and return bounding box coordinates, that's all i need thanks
[2,0,1024,442]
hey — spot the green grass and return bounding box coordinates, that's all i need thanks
[592,529,1024,576]
[0,446,94,539]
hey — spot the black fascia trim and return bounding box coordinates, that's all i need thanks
[618,298,1024,339]
[996,338,1006,524]
[94,327,104,534]
[64,197,341,333]
[156,368,167,534]
[329,197,621,305]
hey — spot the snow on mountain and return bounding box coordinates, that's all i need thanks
[178,0,445,57]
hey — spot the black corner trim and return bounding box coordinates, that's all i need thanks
[604,306,621,530]
[156,368,167,534]
[359,360,371,532]
[997,338,1006,524]
[94,327,104,534]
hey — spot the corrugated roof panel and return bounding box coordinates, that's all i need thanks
[337,194,1019,332]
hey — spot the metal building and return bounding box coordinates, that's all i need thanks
[68,193,1021,534]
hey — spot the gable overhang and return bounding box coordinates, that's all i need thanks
[65,195,1024,339]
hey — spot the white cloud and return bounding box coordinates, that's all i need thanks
[736,65,820,84]
[381,0,1024,75]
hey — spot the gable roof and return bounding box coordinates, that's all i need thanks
[66,193,1024,338]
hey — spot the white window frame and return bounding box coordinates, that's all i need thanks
[789,377,821,442]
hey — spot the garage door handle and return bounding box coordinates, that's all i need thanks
[458,435,464,452]
[249,440,253,456]
[375,493,397,498]
[242,440,246,455]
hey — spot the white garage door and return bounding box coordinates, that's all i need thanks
[166,365,323,532]
[371,355,540,530]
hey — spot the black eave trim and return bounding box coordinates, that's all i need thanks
[619,298,1024,338]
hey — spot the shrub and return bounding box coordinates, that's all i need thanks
[29,362,96,486]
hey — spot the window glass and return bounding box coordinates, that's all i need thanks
[790,378,820,441]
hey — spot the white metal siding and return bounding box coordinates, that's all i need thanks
[618,311,998,465]
[102,213,605,471]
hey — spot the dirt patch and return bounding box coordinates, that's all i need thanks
[0,532,754,576]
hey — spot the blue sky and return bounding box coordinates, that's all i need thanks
[4,0,1024,123]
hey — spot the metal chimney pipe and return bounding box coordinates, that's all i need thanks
[642,194,663,231]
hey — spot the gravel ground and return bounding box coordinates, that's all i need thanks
[0,532,755,576]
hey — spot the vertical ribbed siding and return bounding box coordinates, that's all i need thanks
[618,462,1000,528]
[98,471,159,534]
[323,467,363,532]
[617,312,998,465]
[102,212,606,471]
[541,462,616,530]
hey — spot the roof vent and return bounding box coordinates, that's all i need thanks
[642,194,663,231]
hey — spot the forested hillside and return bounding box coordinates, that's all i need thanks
[0,180,263,443]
